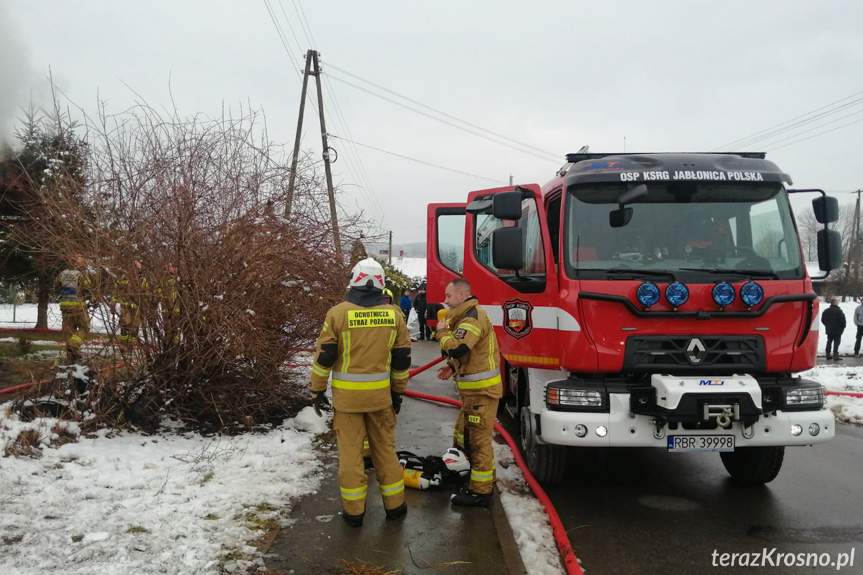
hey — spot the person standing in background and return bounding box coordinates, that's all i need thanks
[414,285,430,340]
[400,290,413,321]
[854,298,863,356]
[57,254,91,364]
[822,298,846,360]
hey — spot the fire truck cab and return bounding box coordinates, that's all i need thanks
[427,152,842,484]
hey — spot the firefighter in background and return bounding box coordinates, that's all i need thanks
[112,260,145,344]
[158,264,181,344]
[310,258,412,527]
[436,277,501,507]
[56,254,91,364]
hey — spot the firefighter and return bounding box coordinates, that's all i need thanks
[310,258,412,527]
[436,277,501,507]
[112,261,145,344]
[56,254,91,364]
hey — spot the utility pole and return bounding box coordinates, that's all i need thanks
[285,51,313,218]
[854,189,862,288]
[285,50,342,261]
[312,51,342,260]
[388,230,393,265]
[509,174,513,186]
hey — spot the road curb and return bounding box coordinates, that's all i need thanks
[491,491,528,575]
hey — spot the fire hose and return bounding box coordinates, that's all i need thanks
[406,356,584,575]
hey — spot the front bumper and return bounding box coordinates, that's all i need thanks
[539,393,835,447]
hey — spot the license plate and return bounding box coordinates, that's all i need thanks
[667,435,734,452]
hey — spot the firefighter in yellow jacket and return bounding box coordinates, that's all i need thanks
[56,254,92,364]
[436,277,501,507]
[310,258,412,527]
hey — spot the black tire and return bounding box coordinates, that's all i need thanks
[518,370,567,484]
[720,446,785,485]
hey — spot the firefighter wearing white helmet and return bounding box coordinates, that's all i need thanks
[310,257,412,527]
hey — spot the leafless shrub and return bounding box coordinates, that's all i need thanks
[13,98,370,431]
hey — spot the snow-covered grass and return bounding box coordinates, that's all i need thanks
[0,406,329,575]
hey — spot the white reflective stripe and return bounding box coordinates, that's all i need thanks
[459,369,500,382]
[486,306,580,331]
[332,371,390,381]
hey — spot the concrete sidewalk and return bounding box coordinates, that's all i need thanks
[264,340,526,575]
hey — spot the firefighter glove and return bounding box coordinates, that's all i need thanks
[311,391,331,417]
[391,391,403,414]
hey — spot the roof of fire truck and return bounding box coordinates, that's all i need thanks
[543,152,793,193]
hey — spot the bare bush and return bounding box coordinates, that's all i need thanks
[14,100,370,431]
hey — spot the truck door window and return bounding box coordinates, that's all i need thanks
[437,213,466,275]
[547,194,562,265]
[475,196,546,274]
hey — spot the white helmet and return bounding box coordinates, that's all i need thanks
[348,258,385,290]
[442,447,470,477]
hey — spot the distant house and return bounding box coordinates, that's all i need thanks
[0,160,34,220]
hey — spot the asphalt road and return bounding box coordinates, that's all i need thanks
[538,423,863,575]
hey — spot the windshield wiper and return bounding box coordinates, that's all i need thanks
[605,268,678,281]
[679,268,780,279]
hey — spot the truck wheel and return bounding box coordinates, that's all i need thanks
[519,394,567,484]
[719,446,785,485]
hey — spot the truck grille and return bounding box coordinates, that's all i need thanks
[622,335,764,374]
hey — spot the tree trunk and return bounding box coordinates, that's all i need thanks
[36,274,51,329]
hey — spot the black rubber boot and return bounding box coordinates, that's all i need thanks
[450,490,492,508]
[385,503,407,520]
[342,511,364,527]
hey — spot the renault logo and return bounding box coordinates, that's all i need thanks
[686,338,706,364]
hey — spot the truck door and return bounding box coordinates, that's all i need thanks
[427,203,467,328]
[463,185,564,369]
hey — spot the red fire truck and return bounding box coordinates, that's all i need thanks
[427,152,842,484]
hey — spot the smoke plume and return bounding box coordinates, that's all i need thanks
[0,3,31,150]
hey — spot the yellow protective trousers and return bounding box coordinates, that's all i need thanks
[457,395,498,495]
[60,305,90,362]
[333,407,405,516]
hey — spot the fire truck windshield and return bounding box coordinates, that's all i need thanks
[564,182,804,281]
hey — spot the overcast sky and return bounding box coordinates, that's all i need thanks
[2,0,862,245]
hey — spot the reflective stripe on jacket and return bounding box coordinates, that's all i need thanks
[311,301,411,413]
[439,298,502,398]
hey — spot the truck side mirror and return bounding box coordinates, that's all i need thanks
[817,228,842,272]
[492,226,524,270]
[492,192,523,220]
[813,196,839,224]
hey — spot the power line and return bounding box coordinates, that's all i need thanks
[326,62,561,161]
[326,70,561,164]
[261,0,301,78]
[712,89,863,152]
[292,0,316,47]
[766,116,863,152]
[757,107,863,149]
[328,134,508,185]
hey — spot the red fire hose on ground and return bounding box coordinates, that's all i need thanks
[406,356,585,575]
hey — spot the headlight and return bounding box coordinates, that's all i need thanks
[711,282,736,307]
[547,387,603,408]
[636,282,660,307]
[785,386,825,407]
[740,281,764,307]
[665,282,689,307]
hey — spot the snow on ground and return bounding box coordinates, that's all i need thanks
[494,442,569,575]
[0,406,329,575]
